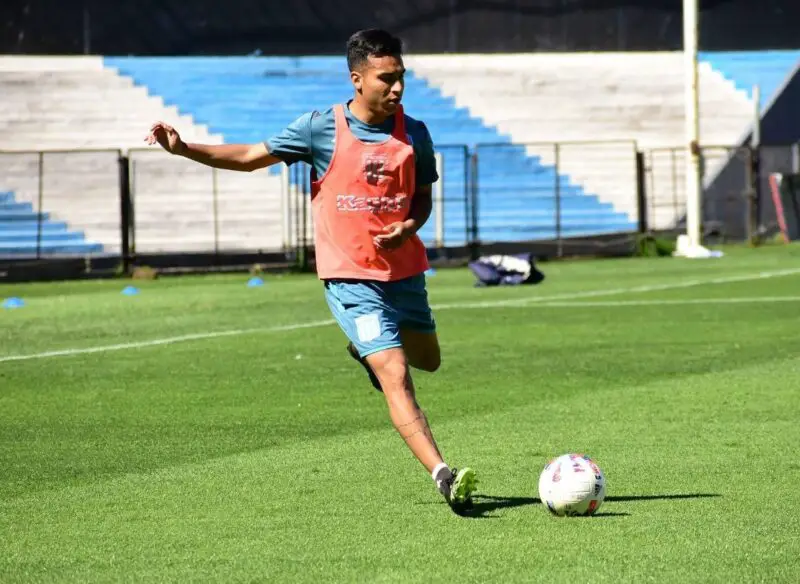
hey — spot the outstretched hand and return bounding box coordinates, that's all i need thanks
[374,221,414,250]
[145,122,185,155]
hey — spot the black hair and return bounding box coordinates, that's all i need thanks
[346,29,403,72]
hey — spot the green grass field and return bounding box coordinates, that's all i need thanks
[2,245,800,583]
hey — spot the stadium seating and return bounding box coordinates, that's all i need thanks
[409,51,800,231]
[0,190,102,255]
[104,55,635,246]
[0,56,286,255]
[701,50,800,111]
[2,51,797,256]
[406,52,763,231]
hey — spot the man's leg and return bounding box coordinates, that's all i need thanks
[400,328,441,372]
[347,341,382,391]
[394,273,441,373]
[345,328,441,390]
[324,278,476,509]
[365,346,442,472]
[366,346,477,510]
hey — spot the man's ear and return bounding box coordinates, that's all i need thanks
[351,70,363,93]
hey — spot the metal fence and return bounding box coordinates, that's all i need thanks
[473,140,640,254]
[8,140,796,274]
[429,144,474,251]
[127,147,290,256]
[643,145,751,236]
[642,143,800,242]
[0,149,122,260]
[0,140,644,271]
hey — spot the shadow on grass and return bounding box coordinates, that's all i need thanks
[456,493,721,518]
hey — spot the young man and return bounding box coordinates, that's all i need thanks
[145,29,476,512]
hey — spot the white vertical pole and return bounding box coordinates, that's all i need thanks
[433,152,445,248]
[280,164,291,250]
[683,0,702,248]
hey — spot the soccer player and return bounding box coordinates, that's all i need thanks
[145,29,476,512]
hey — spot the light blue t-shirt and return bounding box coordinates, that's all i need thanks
[264,102,439,188]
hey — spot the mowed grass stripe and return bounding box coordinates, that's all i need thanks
[3,266,800,363]
[1,358,798,583]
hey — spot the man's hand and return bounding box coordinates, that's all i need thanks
[143,125,278,172]
[374,220,416,250]
[145,122,185,155]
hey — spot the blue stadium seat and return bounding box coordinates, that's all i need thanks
[105,56,638,243]
[0,191,102,256]
[701,50,800,111]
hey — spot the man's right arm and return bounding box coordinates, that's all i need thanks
[179,142,279,172]
[145,122,280,172]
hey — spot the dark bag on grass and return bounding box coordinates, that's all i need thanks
[468,253,544,287]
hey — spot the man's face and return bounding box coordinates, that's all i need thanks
[351,54,405,117]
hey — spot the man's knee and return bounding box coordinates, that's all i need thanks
[367,349,411,391]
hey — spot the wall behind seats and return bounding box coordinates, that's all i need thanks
[2,0,800,56]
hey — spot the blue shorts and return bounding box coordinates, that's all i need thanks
[323,274,436,358]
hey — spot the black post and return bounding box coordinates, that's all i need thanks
[753,143,762,236]
[119,153,132,275]
[468,148,480,261]
[292,164,301,270]
[670,148,679,221]
[36,152,44,261]
[646,150,656,233]
[554,143,562,258]
[744,146,758,245]
[212,167,220,257]
[636,151,648,233]
[300,163,310,272]
[462,145,470,256]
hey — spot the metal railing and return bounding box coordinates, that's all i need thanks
[11,139,793,271]
[0,148,122,260]
[472,139,640,256]
[641,143,800,242]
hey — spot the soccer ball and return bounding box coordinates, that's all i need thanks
[538,453,606,516]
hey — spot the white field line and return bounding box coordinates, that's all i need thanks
[0,320,336,364]
[522,296,800,308]
[2,267,799,364]
[432,267,800,309]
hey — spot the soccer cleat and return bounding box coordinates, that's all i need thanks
[347,342,383,392]
[443,467,477,513]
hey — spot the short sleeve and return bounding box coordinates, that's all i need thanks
[264,112,314,165]
[412,121,439,188]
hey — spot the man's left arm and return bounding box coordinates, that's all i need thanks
[405,120,439,234]
[402,184,433,235]
[374,121,439,249]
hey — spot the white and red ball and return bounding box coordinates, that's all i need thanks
[538,453,606,516]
